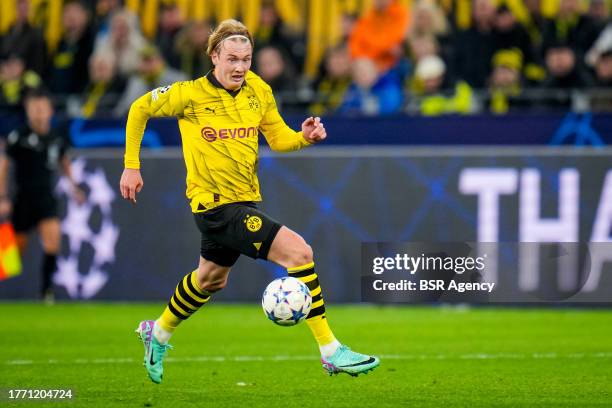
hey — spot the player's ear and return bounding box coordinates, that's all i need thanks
[211,51,219,65]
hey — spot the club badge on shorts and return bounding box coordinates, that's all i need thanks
[244,215,262,232]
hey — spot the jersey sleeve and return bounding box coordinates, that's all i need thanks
[259,87,311,153]
[124,82,189,169]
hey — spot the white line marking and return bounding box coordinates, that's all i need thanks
[4,352,612,366]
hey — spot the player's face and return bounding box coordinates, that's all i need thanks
[211,40,252,90]
[25,97,54,135]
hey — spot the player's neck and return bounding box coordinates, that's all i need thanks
[212,70,242,92]
[29,123,50,135]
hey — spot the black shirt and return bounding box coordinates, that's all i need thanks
[5,126,69,196]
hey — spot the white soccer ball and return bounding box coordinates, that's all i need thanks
[262,277,312,326]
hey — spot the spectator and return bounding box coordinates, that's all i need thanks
[255,46,295,97]
[541,43,594,109]
[590,49,612,111]
[254,2,305,74]
[543,44,593,89]
[408,55,473,116]
[339,58,403,115]
[407,34,443,64]
[593,49,612,87]
[588,0,609,26]
[113,45,186,117]
[493,5,544,85]
[523,0,546,45]
[156,2,184,71]
[0,0,47,76]
[92,0,123,39]
[487,49,527,114]
[339,13,358,45]
[409,1,451,60]
[349,0,410,73]
[94,9,147,77]
[0,54,42,109]
[310,45,352,116]
[453,0,497,88]
[47,0,95,95]
[80,52,126,118]
[541,0,596,56]
[175,20,213,78]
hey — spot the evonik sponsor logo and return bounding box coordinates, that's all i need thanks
[201,126,258,142]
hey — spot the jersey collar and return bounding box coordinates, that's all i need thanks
[206,70,247,98]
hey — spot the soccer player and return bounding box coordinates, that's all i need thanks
[121,19,380,384]
[0,89,83,302]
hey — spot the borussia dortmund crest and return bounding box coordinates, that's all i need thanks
[244,214,263,232]
[248,96,260,111]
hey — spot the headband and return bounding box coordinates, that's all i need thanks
[223,34,251,44]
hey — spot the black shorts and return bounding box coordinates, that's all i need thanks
[11,192,58,233]
[193,202,282,267]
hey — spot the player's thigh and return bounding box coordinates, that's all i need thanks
[37,217,61,253]
[267,226,313,268]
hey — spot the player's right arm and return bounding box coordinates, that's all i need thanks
[120,83,189,203]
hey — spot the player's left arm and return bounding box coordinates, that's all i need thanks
[260,91,326,152]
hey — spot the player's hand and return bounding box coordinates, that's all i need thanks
[71,186,87,205]
[301,116,327,144]
[120,168,144,204]
[0,197,11,219]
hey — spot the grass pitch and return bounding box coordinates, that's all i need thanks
[1,303,611,407]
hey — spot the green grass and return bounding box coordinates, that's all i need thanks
[1,303,611,407]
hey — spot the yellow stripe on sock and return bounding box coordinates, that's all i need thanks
[311,298,325,309]
[310,286,321,297]
[306,314,335,346]
[175,289,200,311]
[182,277,209,303]
[287,262,315,273]
[299,273,318,283]
[159,308,180,332]
[170,297,190,317]
[190,271,210,296]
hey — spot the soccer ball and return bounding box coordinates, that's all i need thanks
[262,277,312,326]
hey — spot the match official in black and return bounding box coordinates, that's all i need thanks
[0,89,83,301]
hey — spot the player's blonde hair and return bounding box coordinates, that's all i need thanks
[206,19,254,56]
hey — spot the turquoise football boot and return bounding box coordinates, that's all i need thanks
[321,345,380,377]
[135,320,172,384]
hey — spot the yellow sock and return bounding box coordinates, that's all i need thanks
[158,270,211,332]
[287,262,336,346]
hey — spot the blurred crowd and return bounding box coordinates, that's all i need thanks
[1,0,612,119]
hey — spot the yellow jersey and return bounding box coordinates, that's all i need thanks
[124,70,310,212]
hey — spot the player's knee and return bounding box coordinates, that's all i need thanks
[289,242,313,267]
[196,270,228,293]
[201,277,227,293]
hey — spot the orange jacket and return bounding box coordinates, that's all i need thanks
[349,1,410,72]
